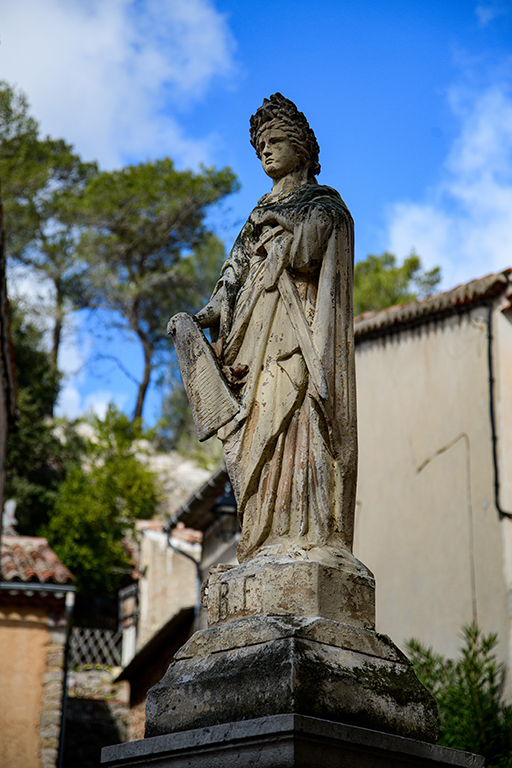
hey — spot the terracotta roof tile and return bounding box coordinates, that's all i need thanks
[1,536,74,584]
[170,522,203,544]
[355,270,512,339]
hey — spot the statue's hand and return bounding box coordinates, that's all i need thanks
[263,230,293,290]
[195,294,222,328]
[255,225,285,256]
[250,208,292,231]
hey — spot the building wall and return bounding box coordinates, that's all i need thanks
[137,530,199,648]
[495,304,512,511]
[0,596,68,768]
[494,304,512,674]
[354,304,511,670]
[0,604,49,768]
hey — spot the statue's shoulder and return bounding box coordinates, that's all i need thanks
[312,184,348,208]
[300,184,352,223]
[313,183,341,198]
[253,185,351,227]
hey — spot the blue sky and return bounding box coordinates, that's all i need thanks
[1,0,512,423]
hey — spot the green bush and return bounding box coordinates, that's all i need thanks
[407,624,512,766]
[45,405,160,596]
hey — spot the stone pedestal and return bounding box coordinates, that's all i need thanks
[145,614,436,742]
[102,714,484,768]
[144,557,438,743]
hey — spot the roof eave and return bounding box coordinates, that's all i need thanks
[355,270,512,342]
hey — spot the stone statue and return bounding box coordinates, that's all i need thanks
[150,95,439,746]
[169,93,357,566]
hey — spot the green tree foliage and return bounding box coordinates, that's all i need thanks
[0,81,98,370]
[5,301,84,534]
[156,380,223,469]
[46,406,160,595]
[407,625,512,766]
[71,158,238,420]
[354,251,441,316]
[0,79,39,252]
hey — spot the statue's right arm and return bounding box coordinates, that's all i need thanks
[194,228,250,333]
[194,290,223,329]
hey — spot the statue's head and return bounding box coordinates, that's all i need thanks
[250,93,321,181]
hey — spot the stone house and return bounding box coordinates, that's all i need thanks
[0,534,75,768]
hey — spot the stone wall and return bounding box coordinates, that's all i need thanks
[40,623,67,768]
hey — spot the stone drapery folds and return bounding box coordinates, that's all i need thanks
[201,182,357,564]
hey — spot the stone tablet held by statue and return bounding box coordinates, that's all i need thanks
[167,313,240,441]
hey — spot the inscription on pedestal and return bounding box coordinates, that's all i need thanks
[243,574,262,611]
[204,559,376,628]
[206,570,265,624]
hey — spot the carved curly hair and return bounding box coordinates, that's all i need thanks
[249,93,321,179]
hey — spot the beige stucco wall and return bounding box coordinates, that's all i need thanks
[137,530,200,648]
[354,304,512,672]
[494,304,512,673]
[494,305,512,511]
[0,604,48,768]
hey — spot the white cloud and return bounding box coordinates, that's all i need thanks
[387,85,512,289]
[7,265,54,338]
[475,4,508,26]
[2,0,236,421]
[56,385,129,420]
[54,318,92,418]
[0,0,236,168]
[55,384,82,420]
[84,390,129,419]
[58,321,88,379]
[53,316,136,420]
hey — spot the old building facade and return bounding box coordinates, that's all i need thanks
[0,535,75,768]
[354,270,512,668]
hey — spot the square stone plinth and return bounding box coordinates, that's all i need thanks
[145,616,437,743]
[102,714,484,768]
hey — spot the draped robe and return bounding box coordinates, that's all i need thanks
[205,183,357,564]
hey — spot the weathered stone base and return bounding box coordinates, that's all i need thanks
[102,714,483,768]
[145,616,438,743]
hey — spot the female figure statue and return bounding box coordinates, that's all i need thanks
[155,96,438,750]
[178,94,357,566]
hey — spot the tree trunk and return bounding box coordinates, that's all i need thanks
[50,281,64,417]
[133,343,153,421]
[52,315,62,370]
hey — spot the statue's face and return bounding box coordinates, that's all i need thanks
[258,127,301,180]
